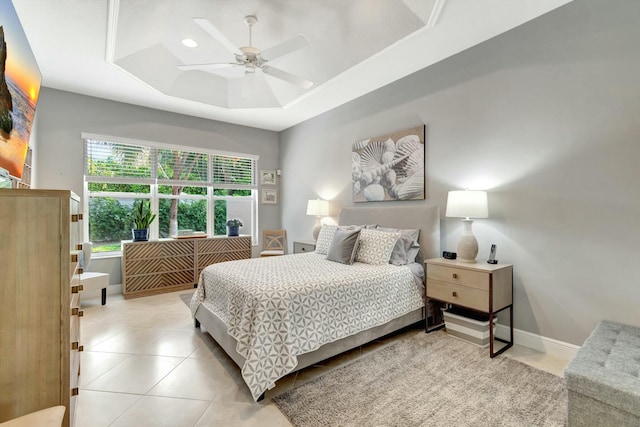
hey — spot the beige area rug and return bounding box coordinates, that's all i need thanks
[273,331,567,427]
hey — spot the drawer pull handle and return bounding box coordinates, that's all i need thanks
[72,308,78,316]
[452,273,458,279]
[79,310,84,317]
[452,291,457,297]
[79,285,84,291]
[71,254,78,263]
[79,345,84,352]
[71,286,79,294]
[71,342,79,350]
[71,388,79,396]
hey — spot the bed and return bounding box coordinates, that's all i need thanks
[190,205,440,401]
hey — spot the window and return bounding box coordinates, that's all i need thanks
[83,134,258,254]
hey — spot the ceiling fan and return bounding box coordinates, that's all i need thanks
[178,16,313,89]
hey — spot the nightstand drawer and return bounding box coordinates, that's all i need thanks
[426,280,489,312]
[293,241,316,254]
[426,264,490,291]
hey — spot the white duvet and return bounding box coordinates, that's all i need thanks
[190,252,423,401]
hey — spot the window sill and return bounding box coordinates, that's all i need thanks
[91,251,122,259]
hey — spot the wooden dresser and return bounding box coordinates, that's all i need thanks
[0,189,82,426]
[121,235,252,298]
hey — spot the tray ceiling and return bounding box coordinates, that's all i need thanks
[13,0,573,131]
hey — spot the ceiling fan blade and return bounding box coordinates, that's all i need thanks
[193,18,242,56]
[262,66,313,89]
[260,34,309,61]
[178,63,238,71]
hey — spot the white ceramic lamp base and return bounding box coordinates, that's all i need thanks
[457,219,479,263]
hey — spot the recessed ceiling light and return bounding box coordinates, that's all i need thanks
[182,38,198,48]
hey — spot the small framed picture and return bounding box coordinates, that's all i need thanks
[260,170,277,186]
[261,189,278,204]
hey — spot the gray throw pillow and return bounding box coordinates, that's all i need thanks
[377,227,420,265]
[326,229,361,265]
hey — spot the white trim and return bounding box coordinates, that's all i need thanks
[105,0,119,63]
[495,324,580,361]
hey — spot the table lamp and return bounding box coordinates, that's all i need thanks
[306,199,329,240]
[445,190,488,263]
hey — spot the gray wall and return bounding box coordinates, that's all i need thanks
[280,0,640,346]
[34,88,281,282]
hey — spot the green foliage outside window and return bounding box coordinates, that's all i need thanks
[86,140,254,252]
[89,198,134,244]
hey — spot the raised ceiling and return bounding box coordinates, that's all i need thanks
[13,0,572,131]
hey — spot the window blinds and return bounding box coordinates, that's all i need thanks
[84,138,257,189]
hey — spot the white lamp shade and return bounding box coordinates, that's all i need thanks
[445,191,488,219]
[306,199,330,216]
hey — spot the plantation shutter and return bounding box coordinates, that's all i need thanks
[156,148,209,187]
[212,155,257,190]
[84,139,154,183]
[84,137,257,189]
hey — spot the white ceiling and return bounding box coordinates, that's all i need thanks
[13,0,572,132]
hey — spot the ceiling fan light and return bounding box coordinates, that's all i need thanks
[182,38,198,48]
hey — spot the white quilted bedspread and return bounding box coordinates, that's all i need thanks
[190,252,423,401]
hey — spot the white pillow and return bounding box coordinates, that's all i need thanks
[355,229,401,265]
[315,225,338,255]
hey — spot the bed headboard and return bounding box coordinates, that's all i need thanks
[339,205,440,266]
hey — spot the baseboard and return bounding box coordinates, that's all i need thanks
[82,284,122,298]
[107,284,122,295]
[495,324,580,361]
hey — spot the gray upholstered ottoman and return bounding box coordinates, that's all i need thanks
[564,320,640,426]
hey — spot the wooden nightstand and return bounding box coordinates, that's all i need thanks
[293,240,316,254]
[425,258,513,357]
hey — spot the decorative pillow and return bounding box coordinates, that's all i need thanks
[339,224,362,232]
[326,229,361,265]
[377,227,421,265]
[315,225,338,255]
[355,229,401,265]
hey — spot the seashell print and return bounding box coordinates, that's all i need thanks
[383,138,395,154]
[363,184,386,201]
[396,134,420,148]
[352,126,425,202]
[353,179,362,196]
[352,152,362,181]
[393,135,424,179]
[380,169,396,190]
[360,155,408,185]
[359,140,387,172]
[381,151,395,164]
[352,139,370,151]
[394,168,424,200]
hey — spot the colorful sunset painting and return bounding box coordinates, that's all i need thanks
[0,0,41,179]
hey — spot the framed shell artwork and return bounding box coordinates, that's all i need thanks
[352,125,426,202]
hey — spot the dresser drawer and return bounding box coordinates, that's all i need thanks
[426,280,489,312]
[427,264,490,291]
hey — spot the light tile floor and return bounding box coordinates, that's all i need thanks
[77,291,570,426]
